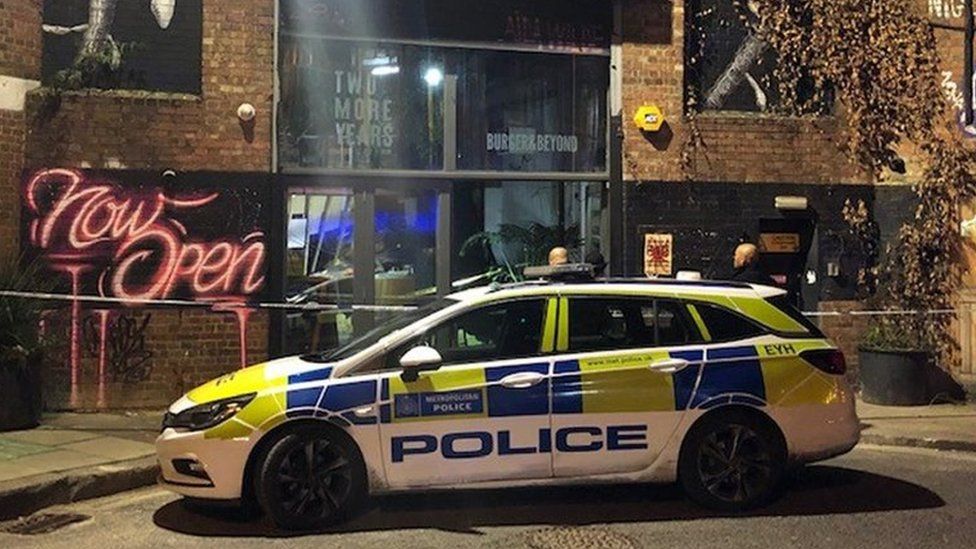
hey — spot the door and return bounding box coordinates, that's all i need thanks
[379,297,557,487]
[551,296,705,477]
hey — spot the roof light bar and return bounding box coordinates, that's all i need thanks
[523,263,595,281]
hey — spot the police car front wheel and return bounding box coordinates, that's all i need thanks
[678,410,786,512]
[256,424,367,530]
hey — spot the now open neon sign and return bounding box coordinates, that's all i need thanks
[24,168,267,302]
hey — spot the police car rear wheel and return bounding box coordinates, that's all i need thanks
[256,425,366,530]
[679,411,785,511]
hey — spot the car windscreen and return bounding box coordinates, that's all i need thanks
[301,297,459,363]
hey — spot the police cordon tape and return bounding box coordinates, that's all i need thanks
[0,289,966,318]
[0,289,416,314]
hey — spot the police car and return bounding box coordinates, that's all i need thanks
[157,265,859,530]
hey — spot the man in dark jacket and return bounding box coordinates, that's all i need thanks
[730,243,776,286]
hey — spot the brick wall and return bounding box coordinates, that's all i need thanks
[41,308,269,411]
[0,0,41,258]
[816,300,869,386]
[0,0,42,79]
[17,1,275,410]
[25,0,274,172]
[620,0,867,185]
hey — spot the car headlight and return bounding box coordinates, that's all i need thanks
[162,393,255,432]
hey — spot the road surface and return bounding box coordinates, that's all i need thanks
[2,445,973,548]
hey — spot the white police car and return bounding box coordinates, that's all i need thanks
[157,266,859,529]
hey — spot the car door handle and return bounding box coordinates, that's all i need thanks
[499,372,546,389]
[649,358,690,373]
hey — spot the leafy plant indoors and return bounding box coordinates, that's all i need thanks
[460,222,583,283]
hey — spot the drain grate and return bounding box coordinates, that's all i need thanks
[526,526,638,549]
[0,513,90,535]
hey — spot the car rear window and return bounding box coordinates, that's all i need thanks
[764,295,824,337]
[691,303,765,342]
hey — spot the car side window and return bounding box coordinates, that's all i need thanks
[650,300,705,346]
[568,298,702,353]
[386,299,547,368]
[691,303,765,342]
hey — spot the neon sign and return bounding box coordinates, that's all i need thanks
[25,168,267,301]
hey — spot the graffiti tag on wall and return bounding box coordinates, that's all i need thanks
[82,312,153,384]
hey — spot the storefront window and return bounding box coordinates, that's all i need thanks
[456,51,607,172]
[285,190,356,354]
[374,188,438,303]
[278,0,610,173]
[454,181,606,281]
[284,187,438,354]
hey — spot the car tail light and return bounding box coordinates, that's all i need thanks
[800,349,847,375]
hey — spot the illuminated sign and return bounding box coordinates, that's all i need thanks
[23,168,269,302]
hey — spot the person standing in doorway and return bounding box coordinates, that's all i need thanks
[730,243,776,286]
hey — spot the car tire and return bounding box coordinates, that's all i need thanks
[255,424,367,530]
[678,409,786,512]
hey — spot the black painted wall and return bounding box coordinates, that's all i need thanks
[622,181,915,306]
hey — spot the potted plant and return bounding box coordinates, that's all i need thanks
[857,316,932,406]
[0,255,59,431]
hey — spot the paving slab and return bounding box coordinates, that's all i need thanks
[0,412,162,521]
[0,430,101,447]
[59,437,155,462]
[857,398,976,452]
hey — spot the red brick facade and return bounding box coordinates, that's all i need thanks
[619,0,867,185]
[0,0,41,258]
[8,0,275,411]
[25,1,274,172]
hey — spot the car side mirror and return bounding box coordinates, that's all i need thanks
[399,345,443,382]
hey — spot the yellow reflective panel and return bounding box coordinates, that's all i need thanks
[687,304,712,341]
[557,297,569,352]
[578,352,675,413]
[233,392,286,430]
[758,340,840,406]
[541,298,558,353]
[186,362,280,404]
[729,296,806,333]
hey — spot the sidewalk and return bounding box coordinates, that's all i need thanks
[0,411,161,521]
[857,398,976,452]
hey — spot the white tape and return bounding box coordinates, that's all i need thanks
[0,290,418,314]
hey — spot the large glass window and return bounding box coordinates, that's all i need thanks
[454,181,606,281]
[278,0,610,173]
[284,187,439,354]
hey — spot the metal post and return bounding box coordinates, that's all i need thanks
[966,0,974,126]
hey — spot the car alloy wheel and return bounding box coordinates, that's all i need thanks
[697,423,774,503]
[276,437,352,519]
[679,410,786,511]
[257,425,366,530]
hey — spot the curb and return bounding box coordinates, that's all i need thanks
[860,434,976,454]
[0,456,158,521]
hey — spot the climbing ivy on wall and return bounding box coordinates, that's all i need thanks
[683,0,975,364]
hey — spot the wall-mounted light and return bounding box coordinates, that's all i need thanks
[237,103,256,122]
[774,195,809,211]
[423,67,444,87]
[633,104,665,132]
